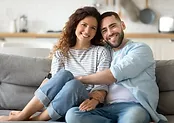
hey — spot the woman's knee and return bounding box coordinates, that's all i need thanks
[65,79,86,90]
[64,80,88,96]
[54,69,74,79]
[47,69,74,86]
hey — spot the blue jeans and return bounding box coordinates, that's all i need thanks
[35,69,89,120]
[66,102,151,123]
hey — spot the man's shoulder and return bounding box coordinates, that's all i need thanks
[126,40,151,50]
[124,41,154,59]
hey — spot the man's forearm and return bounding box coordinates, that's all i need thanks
[77,69,116,85]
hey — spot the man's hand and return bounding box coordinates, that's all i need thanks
[75,76,82,81]
[79,99,99,112]
[89,90,106,103]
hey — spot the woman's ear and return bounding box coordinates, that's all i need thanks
[121,21,126,30]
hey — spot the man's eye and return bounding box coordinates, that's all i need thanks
[111,24,116,28]
[101,30,106,34]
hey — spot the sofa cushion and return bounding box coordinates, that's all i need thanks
[156,60,174,91]
[158,91,174,115]
[156,60,174,115]
[0,53,51,110]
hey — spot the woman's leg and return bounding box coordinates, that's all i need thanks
[0,69,74,121]
[35,69,74,107]
[0,96,44,121]
[9,69,74,117]
[30,80,89,121]
[30,109,50,121]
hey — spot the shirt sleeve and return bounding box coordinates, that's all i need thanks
[91,47,111,92]
[110,43,155,82]
[51,50,64,77]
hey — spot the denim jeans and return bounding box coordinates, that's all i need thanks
[35,69,89,120]
[66,102,151,123]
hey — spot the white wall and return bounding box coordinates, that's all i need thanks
[0,0,93,32]
[0,0,174,33]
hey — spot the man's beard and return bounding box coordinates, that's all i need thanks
[105,31,124,48]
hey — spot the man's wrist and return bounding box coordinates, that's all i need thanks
[89,97,100,104]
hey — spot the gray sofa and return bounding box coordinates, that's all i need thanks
[0,53,173,123]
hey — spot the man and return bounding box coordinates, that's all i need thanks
[65,12,167,123]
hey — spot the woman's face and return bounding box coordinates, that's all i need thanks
[75,16,98,43]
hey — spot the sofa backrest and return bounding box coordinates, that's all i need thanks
[0,53,173,116]
[156,60,174,115]
[0,53,51,110]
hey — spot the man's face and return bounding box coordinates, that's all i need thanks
[100,15,125,48]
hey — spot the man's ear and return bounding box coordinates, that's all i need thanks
[121,21,126,30]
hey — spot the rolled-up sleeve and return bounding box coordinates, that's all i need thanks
[110,43,155,82]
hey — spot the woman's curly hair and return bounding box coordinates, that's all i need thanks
[49,6,103,58]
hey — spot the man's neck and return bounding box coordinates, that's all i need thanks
[113,39,129,51]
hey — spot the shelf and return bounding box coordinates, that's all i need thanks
[1,33,174,39]
[0,33,61,38]
[125,33,174,39]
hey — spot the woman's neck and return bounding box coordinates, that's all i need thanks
[72,42,91,50]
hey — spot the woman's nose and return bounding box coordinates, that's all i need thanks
[84,26,90,33]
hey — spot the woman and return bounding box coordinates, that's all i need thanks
[0,6,111,121]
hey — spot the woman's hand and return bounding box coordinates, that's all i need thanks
[79,98,99,112]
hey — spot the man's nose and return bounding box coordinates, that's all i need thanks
[107,29,113,36]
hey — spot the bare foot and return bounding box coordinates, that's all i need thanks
[9,111,21,116]
[0,116,10,121]
[0,115,22,121]
[0,112,29,121]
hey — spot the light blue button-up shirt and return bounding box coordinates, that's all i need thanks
[110,40,167,122]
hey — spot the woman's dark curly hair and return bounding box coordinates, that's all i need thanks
[50,6,102,58]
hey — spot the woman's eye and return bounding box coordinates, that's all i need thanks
[91,27,96,30]
[82,24,87,27]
